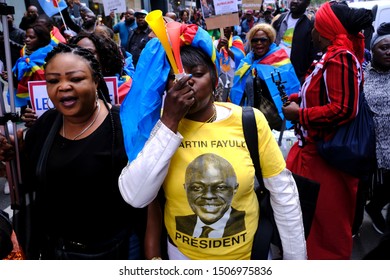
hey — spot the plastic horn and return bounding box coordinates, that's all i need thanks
[166,21,184,75]
[145,10,179,74]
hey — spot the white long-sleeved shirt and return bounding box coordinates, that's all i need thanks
[119,115,306,260]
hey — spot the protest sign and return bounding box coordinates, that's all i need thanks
[28,77,119,117]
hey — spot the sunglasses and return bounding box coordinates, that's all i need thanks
[251,37,269,44]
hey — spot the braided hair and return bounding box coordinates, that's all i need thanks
[68,31,125,77]
[44,43,111,104]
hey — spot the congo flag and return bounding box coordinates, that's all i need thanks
[120,23,218,162]
[229,43,300,129]
[38,0,67,17]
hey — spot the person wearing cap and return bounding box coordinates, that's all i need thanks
[239,10,258,42]
[363,22,390,237]
[125,9,150,67]
[282,1,373,259]
[119,23,306,260]
[272,0,315,84]
[113,8,137,49]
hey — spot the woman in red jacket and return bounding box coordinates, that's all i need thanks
[282,1,373,259]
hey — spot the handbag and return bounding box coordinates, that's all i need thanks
[242,106,320,260]
[317,91,376,178]
[253,75,283,131]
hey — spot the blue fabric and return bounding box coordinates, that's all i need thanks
[120,38,171,162]
[123,51,135,78]
[120,25,218,162]
[230,43,300,129]
[113,21,137,49]
[38,0,67,17]
[317,94,376,178]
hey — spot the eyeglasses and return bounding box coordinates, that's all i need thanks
[251,37,269,44]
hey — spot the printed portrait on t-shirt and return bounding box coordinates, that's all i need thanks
[175,153,246,238]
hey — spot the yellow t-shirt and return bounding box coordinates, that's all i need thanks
[163,102,285,259]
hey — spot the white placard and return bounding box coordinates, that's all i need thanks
[214,0,239,15]
[28,77,119,118]
[102,0,127,15]
[28,81,54,117]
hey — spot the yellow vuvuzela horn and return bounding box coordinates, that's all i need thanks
[145,10,179,74]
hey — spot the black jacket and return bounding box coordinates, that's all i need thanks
[273,12,315,84]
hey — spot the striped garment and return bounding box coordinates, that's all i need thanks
[296,49,361,145]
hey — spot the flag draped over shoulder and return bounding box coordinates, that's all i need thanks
[230,43,300,129]
[20,27,64,57]
[120,24,218,162]
[12,44,53,106]
[38,0,67,17]
[120,38,171,162]
[218,35,245,73]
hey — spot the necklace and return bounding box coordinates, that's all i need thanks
[63,101,101,140]
[205,104,217,123]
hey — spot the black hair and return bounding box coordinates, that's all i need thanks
[94,25,115,40]
[27,23,51,48]
[68,31,125,77]
[180,45,217,91]
[330,1,373,35]
[179,9,189,18]
[36,14,54,30]
[44,43,110,103]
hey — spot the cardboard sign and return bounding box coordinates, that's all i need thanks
[203,0,240,30]
[28,76,119,118]
[205,13,240,30]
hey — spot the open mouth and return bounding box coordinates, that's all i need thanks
[60,96,78,107]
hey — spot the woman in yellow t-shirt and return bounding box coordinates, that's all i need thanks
[119,22,306,260]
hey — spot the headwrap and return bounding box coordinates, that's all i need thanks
[120,23,218,162]
[315,1,372,64]
[229,43,300,129]
[371,22,390,49]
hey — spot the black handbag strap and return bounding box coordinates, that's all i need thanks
[242,106,264,190]
[242,106,276,260]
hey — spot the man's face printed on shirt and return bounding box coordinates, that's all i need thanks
[184,153,239,224]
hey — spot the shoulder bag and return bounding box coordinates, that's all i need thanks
[317,89,376,178]
[242,106,320,260]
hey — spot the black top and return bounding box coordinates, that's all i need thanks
[23,106,145,247]
[125,27,151,67]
